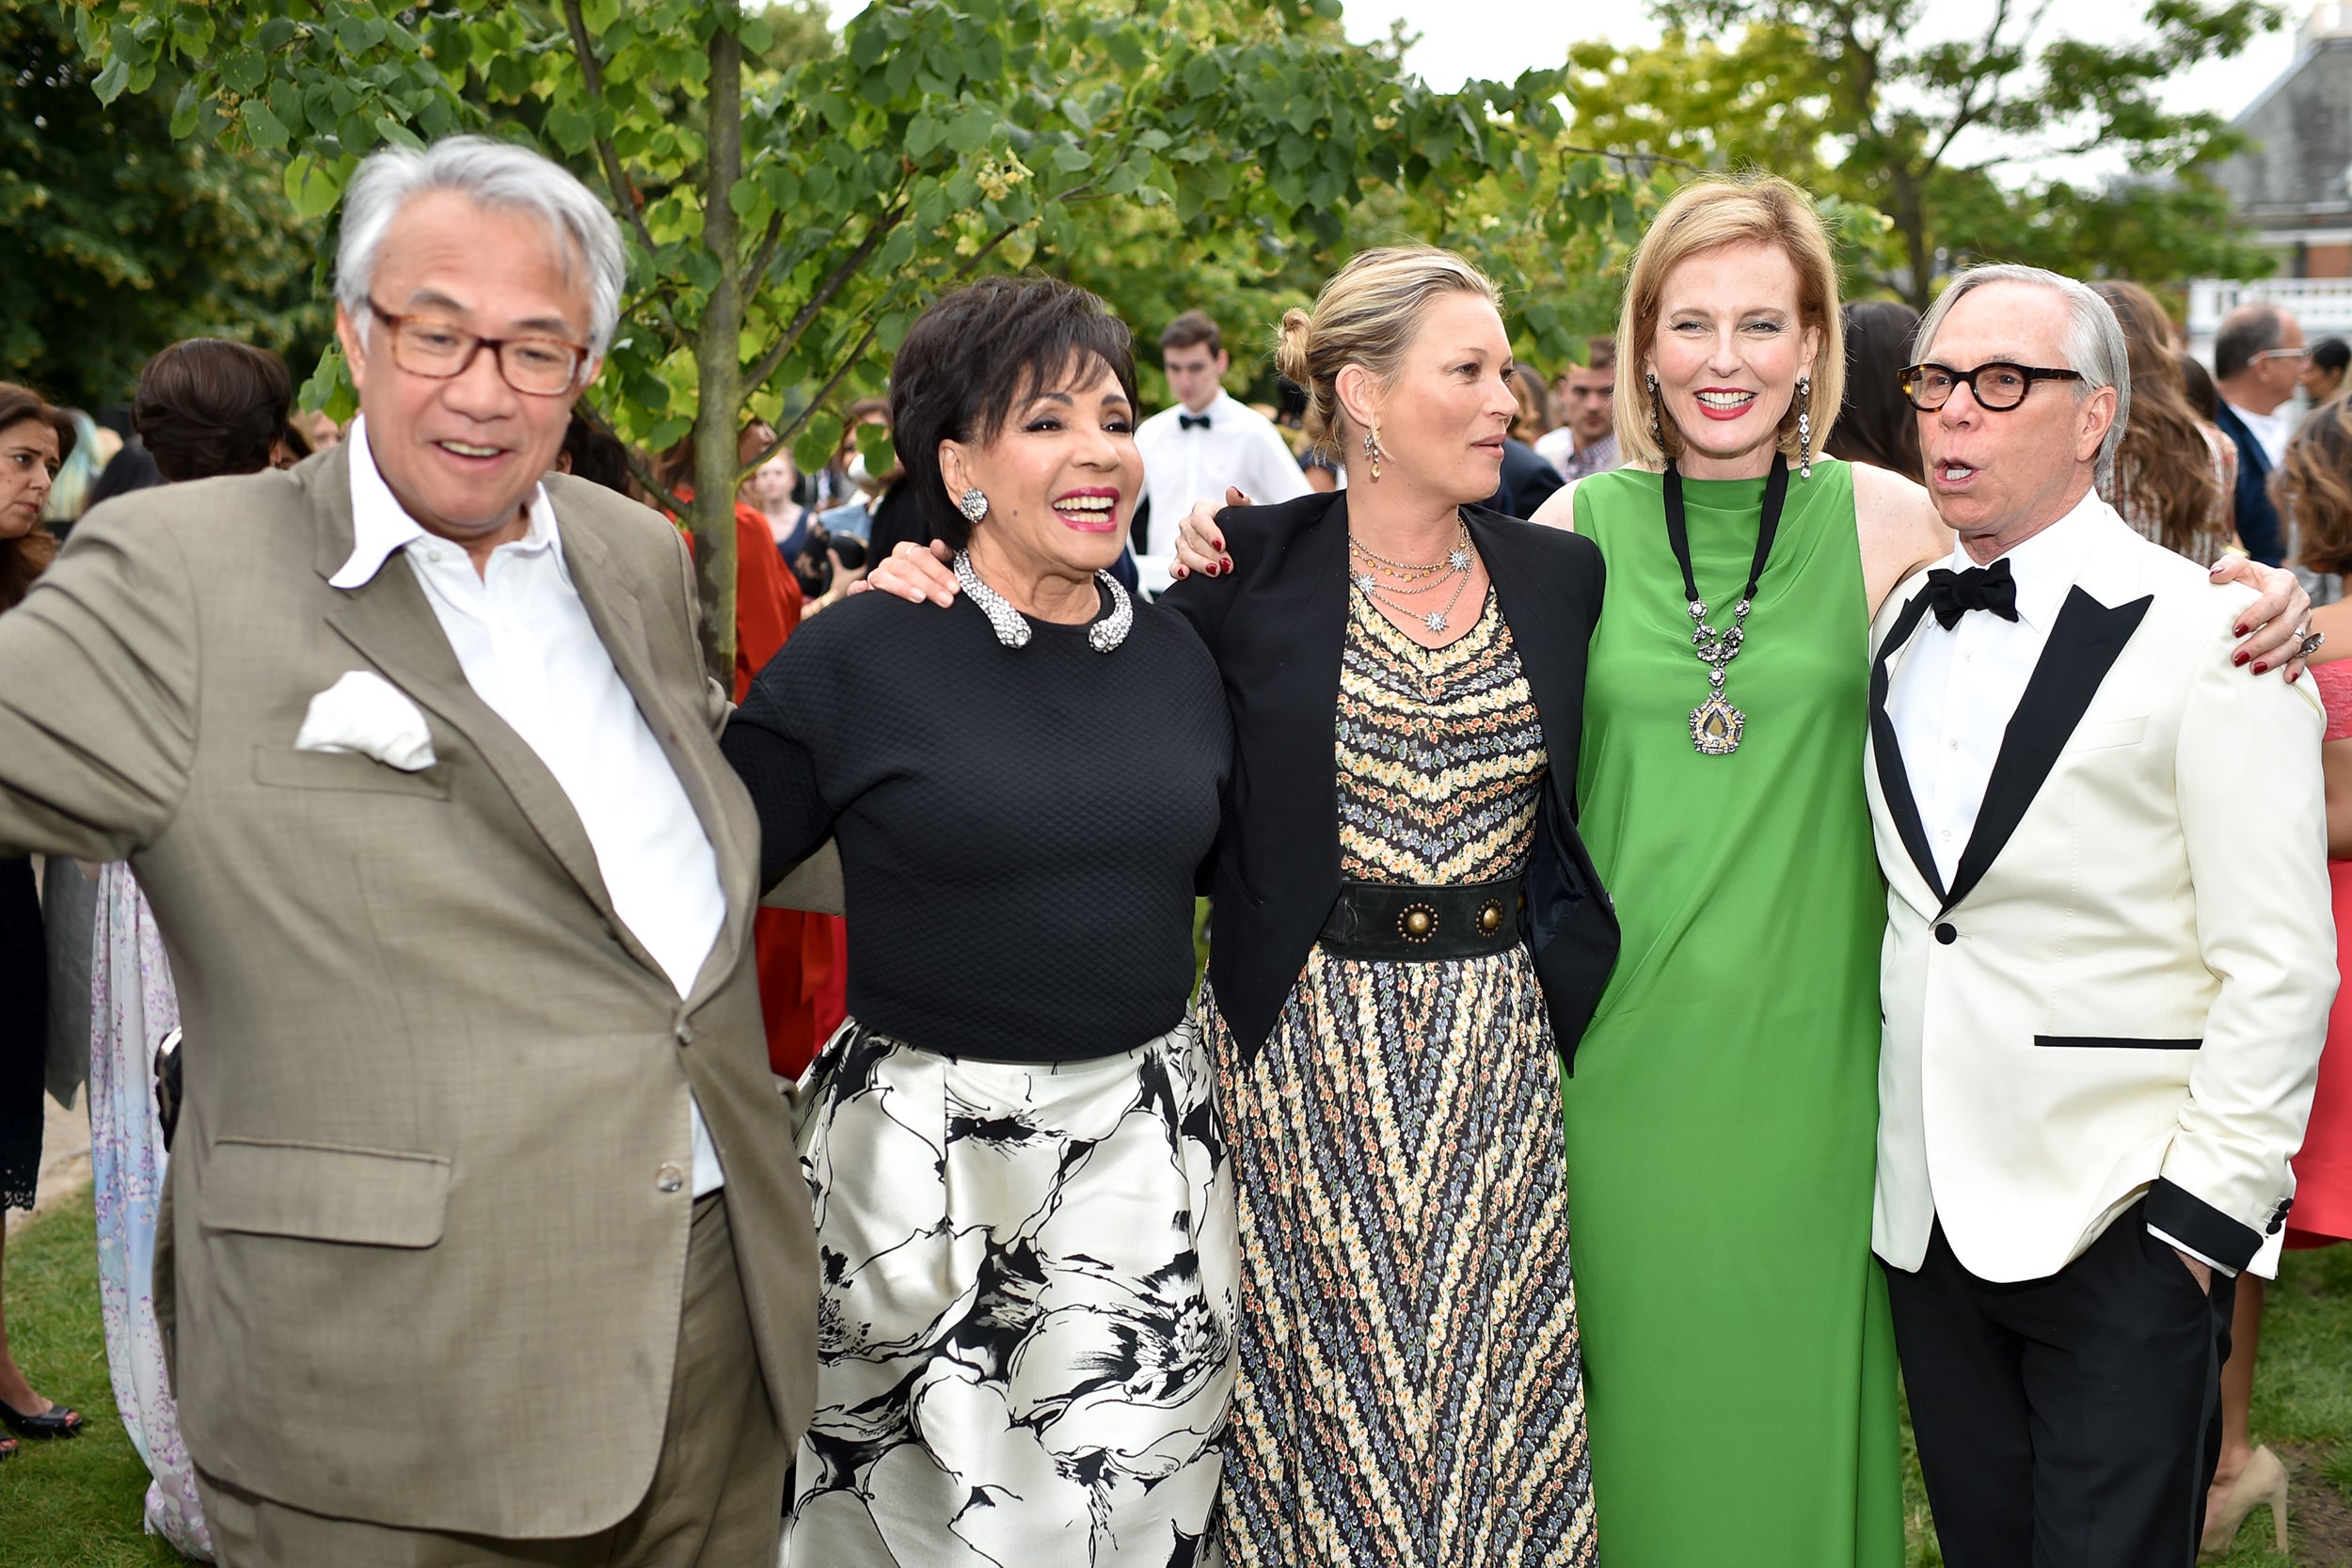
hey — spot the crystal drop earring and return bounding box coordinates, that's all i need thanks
[958,486,989,522]
[1363,425,1384,482]
[1646,373,1663,442]
[1795,373,1813,480]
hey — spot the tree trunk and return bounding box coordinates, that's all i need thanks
[691,2,744,689]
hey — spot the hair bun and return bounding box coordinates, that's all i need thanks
[1274,308,1314,388]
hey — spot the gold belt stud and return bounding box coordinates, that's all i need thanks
[1477,899,1504,936]
[1399,903,1438,942]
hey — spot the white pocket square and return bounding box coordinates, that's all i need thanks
[294,671,437,772]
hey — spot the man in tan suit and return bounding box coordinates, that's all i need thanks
[0,136,813,1565]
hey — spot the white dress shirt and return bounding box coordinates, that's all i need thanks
[1887,488,2232,1274]
[2223,400,2292,468]
[1134,390,1310,546]
[334,419,727,1196]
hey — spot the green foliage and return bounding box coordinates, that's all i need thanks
[1566,0,2285,308]
[67,0,1639,676]
[0,1,325,410]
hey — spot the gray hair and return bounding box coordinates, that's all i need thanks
[2213,304,2286,381]
[335,135,626,358]
[1914,262,2130,491]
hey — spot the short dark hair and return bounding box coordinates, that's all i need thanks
[1585,335,1617,372]
[2179,353,2219,421]
[1159,310,1222,356]
[134,339,294,483]
[891,276,1137,551]
[2213,305,2284,381]
[2313,337,2350,377]
[561,414,636,496]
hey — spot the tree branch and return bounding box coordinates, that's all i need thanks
[561,0,660,261]
[741,203,908,397]
[742,208,787,293]
[1561,141,1701,173]
[738,220,1025,478]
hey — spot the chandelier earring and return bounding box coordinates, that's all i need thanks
[1362,424,1385,483]
[1646,372,1663,442]
[1795,373,1814,480]
[957,486,990,523]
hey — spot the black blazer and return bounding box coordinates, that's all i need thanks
[2213,400,2282,566]
[1162,488,1620,1067]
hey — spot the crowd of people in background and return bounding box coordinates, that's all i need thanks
[1,124,2351,1568]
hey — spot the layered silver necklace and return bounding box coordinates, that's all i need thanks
[1350,517,1474,633]
[955,549,1133,653]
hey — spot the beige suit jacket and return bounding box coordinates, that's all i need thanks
[1867,506,2335,1283]
[0,443,815,1535]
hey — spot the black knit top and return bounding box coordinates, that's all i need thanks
[722,582,1231,1062]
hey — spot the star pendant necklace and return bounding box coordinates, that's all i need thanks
[1663,451,1788,755]
[1351,515,1474,633]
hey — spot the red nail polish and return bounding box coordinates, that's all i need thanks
[2253,661,2270,674]
[1205,563,1220,577]
[2234,626,2249,636]
[2233,651,2250,666]
[1213,539,1225,552]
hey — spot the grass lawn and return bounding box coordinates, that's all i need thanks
[5,1185,2352,1564]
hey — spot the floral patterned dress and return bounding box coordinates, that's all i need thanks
[1207,587,1597,1567]
[90,863,212,1559]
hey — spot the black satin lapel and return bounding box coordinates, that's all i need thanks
[1473,514,1580,789]
[1270,492,1350,892]
[1943,586,2153,911]
[320,557,659,978]
[561,523,754,1005]
[1869,590,1947,904]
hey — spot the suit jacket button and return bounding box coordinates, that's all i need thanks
[675,1022,695,1045]
[1934,923,1957,945]
[656,1164,685,1193]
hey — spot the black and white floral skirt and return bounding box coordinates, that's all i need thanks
[779,1017,1238,1568]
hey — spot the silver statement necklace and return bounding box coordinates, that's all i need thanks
[955,549,1134,653]
[1350,517,1474,633]
[1662,452,1788,755]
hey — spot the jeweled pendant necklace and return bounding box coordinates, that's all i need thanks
[1663,451,1788,755]
[1351,517,1474,632]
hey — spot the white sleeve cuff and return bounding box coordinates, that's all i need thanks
[2148,1224,2236,1277]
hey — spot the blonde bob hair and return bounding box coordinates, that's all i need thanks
[1614,173,1845,471]
[1276,245,1502,461]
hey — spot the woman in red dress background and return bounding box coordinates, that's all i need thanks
[2203,394,2352,1557]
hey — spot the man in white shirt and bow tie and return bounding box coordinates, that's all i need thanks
[1132,310,1308,554]
[1867,262,2336,1567]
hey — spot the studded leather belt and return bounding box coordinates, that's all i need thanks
[1316,875,1527,963]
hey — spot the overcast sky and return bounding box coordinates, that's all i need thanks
[824,0,2317,182]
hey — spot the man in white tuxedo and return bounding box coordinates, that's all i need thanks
[1867,262,2336,1567]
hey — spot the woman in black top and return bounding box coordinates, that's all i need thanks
[865,249,1615,1567]
[722,277,1235,1568]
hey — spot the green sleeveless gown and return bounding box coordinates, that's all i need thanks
[1565,459,1904,1567]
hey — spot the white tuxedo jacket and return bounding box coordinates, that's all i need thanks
[1867,508,2334,1282]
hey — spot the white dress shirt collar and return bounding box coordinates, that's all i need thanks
[1937,488,2104,637]
[333,416,566,590]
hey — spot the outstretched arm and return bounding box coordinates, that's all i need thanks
[0,503,199,861]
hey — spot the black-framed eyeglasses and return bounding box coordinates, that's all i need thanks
[1898,361,2084,413]
[366,299,589,396]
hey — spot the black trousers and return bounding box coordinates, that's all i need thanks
[1883,1206,2234,1568]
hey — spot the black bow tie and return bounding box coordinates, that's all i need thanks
[1178,413,1212,431]
[1924,557,2019,630]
